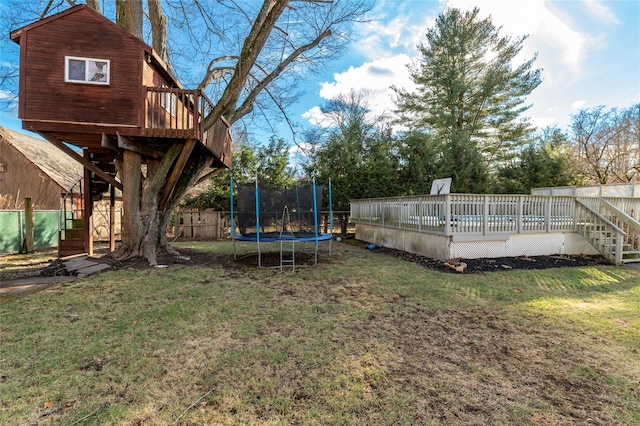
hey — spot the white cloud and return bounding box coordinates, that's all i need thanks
[302,106,330,127]
[354,9,435,59]
[0,89,14,100]
[584,0,618,25]
[572,100,587,109]
[302,55,414,126]
[529,116,559,129]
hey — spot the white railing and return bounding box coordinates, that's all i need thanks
[601,200,640,257]
[533,183,640,198]
[575,200,626,264]
[351,194,577,236]
[601,197,640,221]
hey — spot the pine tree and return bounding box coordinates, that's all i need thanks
[394,7,541,193]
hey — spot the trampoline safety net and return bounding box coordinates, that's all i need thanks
[235,182,324,239]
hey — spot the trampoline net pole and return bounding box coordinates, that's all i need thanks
[256,177,262,268]
[329,179,333,256]
[230,177,237,259]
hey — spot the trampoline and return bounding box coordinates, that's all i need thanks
[230,178,333,270]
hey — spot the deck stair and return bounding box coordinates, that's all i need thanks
[89,152,117,202]
[576,198,640,265]
[58,217,86,258]
[58,178,86,258]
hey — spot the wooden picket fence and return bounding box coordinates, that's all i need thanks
[173,210,229,240]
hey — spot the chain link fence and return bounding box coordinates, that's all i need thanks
[0,210,60,254]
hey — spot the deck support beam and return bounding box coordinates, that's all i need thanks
[37,132,123,191]
[109,184,116,253]
[116,133,164,160]
[83,149,94,256]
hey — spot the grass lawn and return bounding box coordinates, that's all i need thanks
[1,240,639,425]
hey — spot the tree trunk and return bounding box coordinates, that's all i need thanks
[148,0,168,61]
[114,144,183,265]
[109,1,198,265]
[340,213,349,235]
[85,0,100,13]
[116,0,143,39]
[112,139,216,265]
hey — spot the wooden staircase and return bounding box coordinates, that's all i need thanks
[576,198,640,265]
[58,153,116,258]
[58,217,86,257]
[583,225,640,264]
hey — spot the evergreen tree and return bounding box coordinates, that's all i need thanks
[397,130,440,195]
[394,7,541,193]
[492,127,578,193]
[256,136,296,188]
[303,90,400,231]
[181,135,294,210]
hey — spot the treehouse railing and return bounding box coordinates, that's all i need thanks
[145,87,231,166]
[203,115,232,168]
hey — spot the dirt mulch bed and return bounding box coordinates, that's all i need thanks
[78,244,613,274]
[374,247,610,273]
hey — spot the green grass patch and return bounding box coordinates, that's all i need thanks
[1,241,639,425]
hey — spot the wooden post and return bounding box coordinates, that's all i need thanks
[444,194,452,236]
[483,195,489,235]
[23,197,34,253]
[517,196,523,234]
[83,150,94,256]
[109,184,116,253]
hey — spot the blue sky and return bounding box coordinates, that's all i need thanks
[297,0,640,132]
[1,0,638,140]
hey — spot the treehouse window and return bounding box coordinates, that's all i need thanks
[160,85,177,116]
[65,56,110,85]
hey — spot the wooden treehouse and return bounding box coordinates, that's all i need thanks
[10,5,231,257]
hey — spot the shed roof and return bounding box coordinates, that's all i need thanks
[0,127,83,193]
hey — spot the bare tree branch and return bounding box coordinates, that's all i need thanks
[198,56,239,89]
[40,0,56,19]
[231,28,331,123]
[204,0,290,128]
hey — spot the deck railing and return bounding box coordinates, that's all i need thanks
[203,115,232,168]
[575,199,625,264]
[576,197,640,262]
[350,194,577,236]
[145,87,231,166]
[601,199,640,257]
[146,87,204,138]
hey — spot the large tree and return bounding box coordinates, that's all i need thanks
[571,103,640,184]
[394,7,541,193]
[2,0,372,264]
[303,90,399,231]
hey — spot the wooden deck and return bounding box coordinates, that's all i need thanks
[21,87,231,168]
[351,194,640,264]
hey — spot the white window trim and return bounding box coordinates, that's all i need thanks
[160,84,177,116]
[64,56,110,85]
